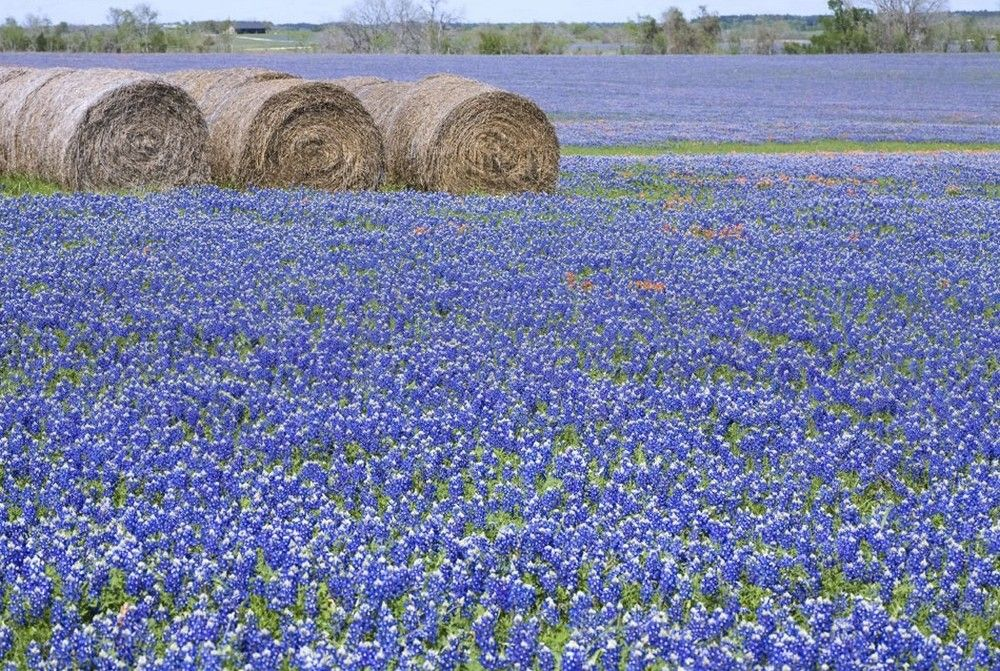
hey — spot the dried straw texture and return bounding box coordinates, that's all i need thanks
[0,68,69,176]
[0,66,31,86]
[335,73,559,194]
[0,67,210,190]
[167,68,385,190]
[166,68,296,113]
[333,77,414,134]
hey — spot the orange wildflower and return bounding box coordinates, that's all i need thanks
[663,194,694,210]
[633,279,666,292]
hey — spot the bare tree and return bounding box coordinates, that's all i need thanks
[132,3,158,52]
[341,0,393,53]
[391,0,424,53]
[341,0,421,53]
[865,0,948,50]
[341,0,457,53]
[424,0,460,53]
[751,20,780,54]
[318,24,351,51]
[24,14,52,30]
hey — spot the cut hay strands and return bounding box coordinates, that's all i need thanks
[0,66,31,86]
[167,68,386,191]
[0,67,210,191]
[0,67,73,177]
[334,73,560,195]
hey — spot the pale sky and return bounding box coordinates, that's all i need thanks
[10,0,999,26]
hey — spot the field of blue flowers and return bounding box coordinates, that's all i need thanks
[2,53,998,146]
[1,151,998,669]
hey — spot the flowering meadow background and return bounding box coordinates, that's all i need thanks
[2,51,1000,669]
[1,148,998,668]
[1,53,998,146]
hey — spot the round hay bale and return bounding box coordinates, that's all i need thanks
[167,68,385,191]
[332,77,414,187]
[0,67,72,176]
[0,67,210,190]
[333,77,414,131]
[166,68,297,115]
[0,66,31,86]
[335,73,559,194]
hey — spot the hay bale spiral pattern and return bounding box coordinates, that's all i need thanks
[168,68,385,191]
[0,67,210,190]
[335,73,560,194]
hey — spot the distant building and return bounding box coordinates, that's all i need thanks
[229,21,268,35]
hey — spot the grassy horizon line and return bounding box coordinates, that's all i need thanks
[561,139,1000,156]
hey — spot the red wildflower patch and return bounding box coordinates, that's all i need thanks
[691,223,745,240]
[566,272,594,292]
[633,279,666,292]
[662,194,694,210]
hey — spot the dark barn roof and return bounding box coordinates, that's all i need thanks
[231,21,268,32]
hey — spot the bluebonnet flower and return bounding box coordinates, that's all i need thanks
[0,151,997,668]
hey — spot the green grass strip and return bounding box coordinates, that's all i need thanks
[0,174,61,197]
[0,175,168,198]
[4,138,998,196]
[562,140,1000,157]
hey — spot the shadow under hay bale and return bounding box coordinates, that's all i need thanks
[0,67,210,191]
[167,68,385,191]
[334,73,560,195]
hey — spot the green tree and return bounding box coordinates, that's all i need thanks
[107,7,139,51]
[693,5,722,53]
[631,15,666,54]
[0,18,30,51]
[810,0,875,53]
[661,6,720,54]
[133,3,159,52]
[51,21,69,50]
[478,28,510,56]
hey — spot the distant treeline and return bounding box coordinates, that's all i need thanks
[1,8,247,53]
[2,1,998,55]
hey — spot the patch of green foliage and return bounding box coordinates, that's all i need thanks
[789,0,875,54]
[0,174,60,197]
